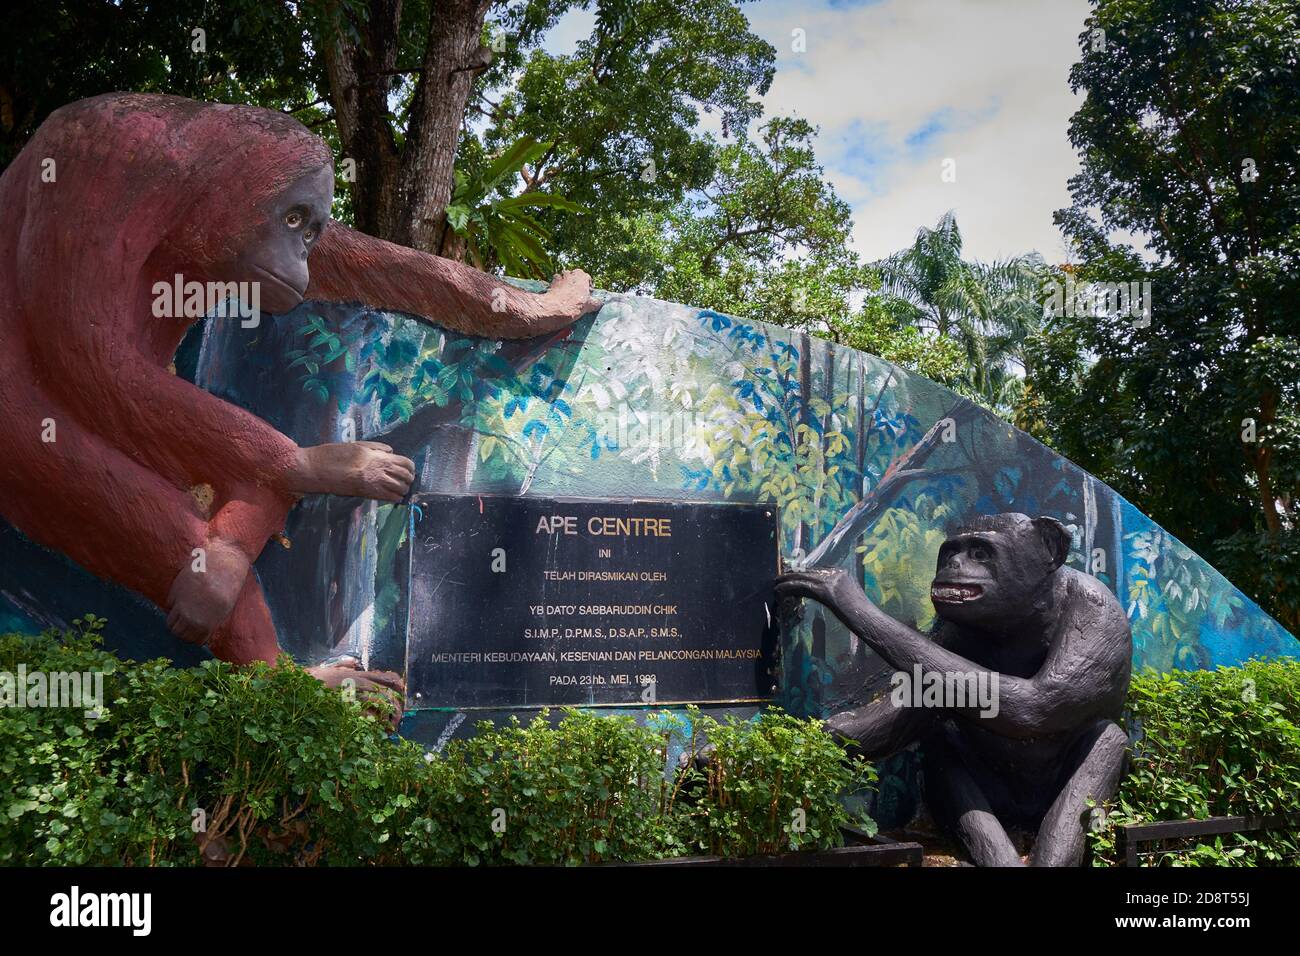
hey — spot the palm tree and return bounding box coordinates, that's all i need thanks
[873,211,1045,412]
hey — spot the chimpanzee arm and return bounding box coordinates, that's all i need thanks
[825,689,939,759]
[776,568,1127,740]
[823,622,970,757]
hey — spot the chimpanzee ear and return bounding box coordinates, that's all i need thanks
[1032,516,1071,570]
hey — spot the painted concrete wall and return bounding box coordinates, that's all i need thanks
[2,288,1294,826]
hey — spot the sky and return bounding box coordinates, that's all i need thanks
[547,0,1095,265]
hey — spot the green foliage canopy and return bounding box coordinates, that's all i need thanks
[1026,0,1300,629]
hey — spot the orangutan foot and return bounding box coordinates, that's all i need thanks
[165,537,251,644]
[289,441,415,501]
[306,658,407,731]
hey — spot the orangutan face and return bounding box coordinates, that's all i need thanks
[232,164,333,312]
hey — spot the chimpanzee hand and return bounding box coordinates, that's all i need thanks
[773,567,855,607]
[677,742,716,774]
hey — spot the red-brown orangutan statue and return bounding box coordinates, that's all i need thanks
[0,93,598,699]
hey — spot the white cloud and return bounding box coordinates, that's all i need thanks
[541,5,597,54]
[747,0,1093,264]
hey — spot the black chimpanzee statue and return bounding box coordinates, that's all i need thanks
[775,513,1132,866]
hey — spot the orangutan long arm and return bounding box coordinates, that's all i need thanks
[24,310,303,497]
[306,221,601,339]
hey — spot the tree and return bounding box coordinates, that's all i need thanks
[564,117,980,396]
[2,0,776,259]
[1,0,322,169]
[479,0,776,275]
[443,135,585,277]
[317,0,775,254]
[313,0,497,251]
[607,117,859,311]
[1026,0,1300,629]
[827,292,968,391]
[873,211,1047,413]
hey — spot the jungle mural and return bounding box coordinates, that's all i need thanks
[1,286,1294,826]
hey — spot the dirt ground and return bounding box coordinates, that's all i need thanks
[883,811,1036,866]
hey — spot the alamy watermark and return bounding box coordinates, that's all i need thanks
[594,403,710,456]
[0,665,105,719]
[890,664,1000,718]
[1041,277,1152,328]
[49,886,150,936]
[151,273,261,327]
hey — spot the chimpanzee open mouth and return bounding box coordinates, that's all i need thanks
[931,583,985,603]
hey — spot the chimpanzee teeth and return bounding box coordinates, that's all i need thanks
[932,585,982,602]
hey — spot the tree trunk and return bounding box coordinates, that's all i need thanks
[320,0,404,238]
[1255,390,1282,534]
[320,0,491,253]
[396,0,492,253]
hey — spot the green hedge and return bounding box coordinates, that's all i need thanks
[10,618,1292,867]
[0,619,874,866]
[1088,658,1300,866]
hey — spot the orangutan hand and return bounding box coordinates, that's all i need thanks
[289,441,415,502]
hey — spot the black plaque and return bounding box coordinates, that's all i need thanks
[405,494,780,709]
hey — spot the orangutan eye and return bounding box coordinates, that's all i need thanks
[285,211,303,229]
[304,228,316,243]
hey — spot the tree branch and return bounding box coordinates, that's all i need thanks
[799,400,978,568]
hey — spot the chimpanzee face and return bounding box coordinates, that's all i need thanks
[931,514,1070,627]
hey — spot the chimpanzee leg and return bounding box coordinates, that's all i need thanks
[1029,719,1128,867]
[924,725,1024,867]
